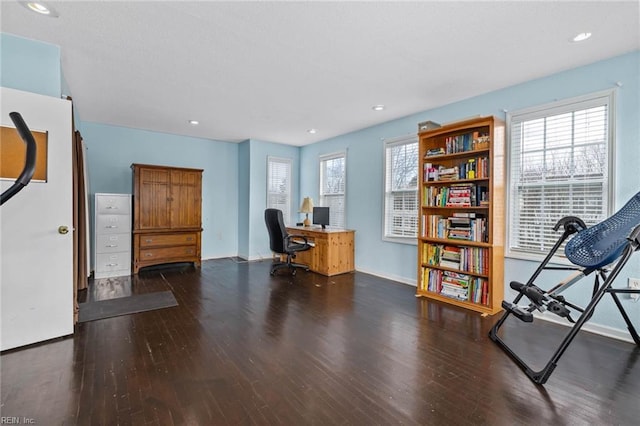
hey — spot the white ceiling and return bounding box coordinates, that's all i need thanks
[1,1,639,146]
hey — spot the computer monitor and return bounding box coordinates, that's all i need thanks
[312,206,330,229]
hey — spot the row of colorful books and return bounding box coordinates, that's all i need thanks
[423,156,489,182]
[423,183,488,207]
[421,267,489,305]
[421,213,488,242]
[421,243,489,275]
[443,131,491,155]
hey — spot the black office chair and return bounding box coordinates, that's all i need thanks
[264,208,312,276]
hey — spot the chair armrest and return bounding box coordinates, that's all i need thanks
[285,234,310,247]
[553,216,587,234]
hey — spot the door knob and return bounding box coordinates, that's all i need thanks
[58,225,69,234]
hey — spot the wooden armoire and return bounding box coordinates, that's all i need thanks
[131,164,203,273]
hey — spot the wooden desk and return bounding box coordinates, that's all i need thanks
[286,226,355,276]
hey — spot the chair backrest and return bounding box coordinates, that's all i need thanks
[565,191,640,268]
[265,208,288,254]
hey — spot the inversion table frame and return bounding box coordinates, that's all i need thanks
[489,192,640,385]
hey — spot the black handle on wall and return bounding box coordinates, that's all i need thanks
[0,112,37,206]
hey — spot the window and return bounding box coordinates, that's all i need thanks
[508,90,614,258]
[319,152,346,228]
[383,136,419,241]
[267,156,292,224]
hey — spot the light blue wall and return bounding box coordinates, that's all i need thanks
[0,33,61,97]
[238,140,251,259]
[300,125,418,283]
[240,139,300,260]
[4,32,638,335]
[301,51,640,333]
[80,122,240,261]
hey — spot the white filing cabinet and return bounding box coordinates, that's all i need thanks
[94,193,131,279]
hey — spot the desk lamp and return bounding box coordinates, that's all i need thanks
[300,197,314,227]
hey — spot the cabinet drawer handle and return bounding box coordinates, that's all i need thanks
[105,206,118,210]
[145,239,153,243]
[106,225,118,229]
[105,244,118,248]
[186,237,193,241]
[187,250,194,254]
[145,253,153,257]
[106,263,119,266]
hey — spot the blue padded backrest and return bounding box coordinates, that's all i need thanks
[565,192,640,268]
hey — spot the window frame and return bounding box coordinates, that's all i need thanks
[266,156,293,225]
[319,151,347,229]
[382,135,419,245]
[505,89,616,263]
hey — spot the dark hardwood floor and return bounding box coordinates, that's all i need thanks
[2,258,639,425]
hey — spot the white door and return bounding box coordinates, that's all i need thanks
[1,87,74,351]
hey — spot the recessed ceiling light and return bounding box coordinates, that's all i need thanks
[572,32,592,42]
[188,120,199,125]
[21,2,59,17]
[372,105,385,111]
[307,129,317,134]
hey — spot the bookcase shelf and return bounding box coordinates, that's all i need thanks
[425,148,490,161]
[420,237,490,248]
[423,177,489,185]
[417,116,505,315]
[419,263,489,279]
[421,206,489,210]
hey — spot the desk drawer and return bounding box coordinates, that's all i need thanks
[139,233,197,248]
[140,245,197,261]
[96,233,131,253]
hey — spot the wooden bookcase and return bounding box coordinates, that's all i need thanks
[416,116,505,315]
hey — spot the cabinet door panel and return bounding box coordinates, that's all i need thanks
[139,168,171,229]
[170,170,202,228]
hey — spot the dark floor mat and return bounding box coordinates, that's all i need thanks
[78,291,178,323]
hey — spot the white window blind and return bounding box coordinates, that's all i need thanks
[384,136,418,241]
[508,91,613,257]
[319,152,346,228]
[267,156,292,224]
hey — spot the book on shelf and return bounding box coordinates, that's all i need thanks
[422,213,487,242]
[440,245,461,268]
[421,265,489,306]
[421,214,447,238]
[423,156,489,182]
[440,271,471,301]
[438,166,459,181]
[446,183,475,207]
[425,147,445,157]
[423,163,440,182]
[444,131,493,154]
[422,241,489,274]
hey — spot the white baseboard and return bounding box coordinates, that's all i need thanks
[354,266,417,287]
[533,311,636,344]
